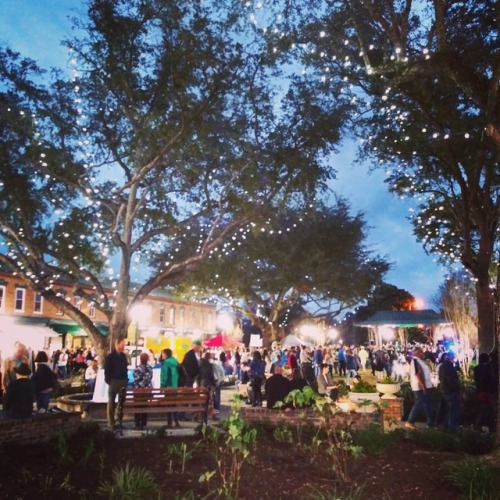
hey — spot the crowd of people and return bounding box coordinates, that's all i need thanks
[1,336,497,435]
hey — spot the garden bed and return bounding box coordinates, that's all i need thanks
[0,421,497,499]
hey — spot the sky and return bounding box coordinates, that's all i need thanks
[0,0,447,308]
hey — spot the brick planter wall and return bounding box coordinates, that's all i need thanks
[0,412,82,446]
[240,398,403,431]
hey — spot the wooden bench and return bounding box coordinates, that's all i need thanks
[117,387,210,431]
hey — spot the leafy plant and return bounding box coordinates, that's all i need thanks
[406,428,460,452]
[378,376,398,384]
[312,397,363,483]
[445,458,500,499]
[351,424,398,455]
[273,425,294,443]
[167,443,194,474]
[349,380,377,393]
[336,381,349,399]
[200,397,257,499]
[79,440,95,466]
[56,432,72,465]
[306,484,367,500]
[283,386,319,408]
[98,462,160,500]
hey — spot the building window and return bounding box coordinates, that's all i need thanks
[208,311,214,330]
[0,286,5,311]
[15,288,25,312]
[55,290,66,316]
[169,305,176,325]
[34,293,43,313]
[74,295,82,310]
[179,307,185,326]
[89,303,96,318]
[159,304,165,324]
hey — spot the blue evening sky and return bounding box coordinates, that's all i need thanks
[0,0,447,306]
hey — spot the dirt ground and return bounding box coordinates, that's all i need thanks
[0,421,469,500]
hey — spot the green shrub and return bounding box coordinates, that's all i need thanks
[349,380,377,393]
[444,457,500,499]
[456,428,496,455]
[351,424,398,455]
[98,463,160,499]
[406,428,460,452]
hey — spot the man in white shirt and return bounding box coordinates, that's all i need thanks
[405,348,435,429]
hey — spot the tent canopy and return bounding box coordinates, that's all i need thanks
[354,309,448,328]
[204,332,243,349]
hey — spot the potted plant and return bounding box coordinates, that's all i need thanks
[376,376,401,399]
[348,379,380,411]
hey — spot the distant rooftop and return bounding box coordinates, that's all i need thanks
[355,309,449,328]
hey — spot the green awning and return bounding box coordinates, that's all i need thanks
[46,319,109,336]
[47,319,82,334]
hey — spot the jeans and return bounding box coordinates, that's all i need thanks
[36,391,51,411]
[338,360,347,376]
[441,392,462,430]
[346,369,357,387]
[249,377,263,405]
[107,378,127,429]
[213,383,222,410]
[408,389,434,426]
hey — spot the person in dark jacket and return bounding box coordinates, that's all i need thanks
[2,363,35,419]
[474,352,497,432]
[181,340,202,387]
[32,351,57,413]
[248,350,266,407]
[104,338,129,431]
[265,365,290,409]
[437,352,462,430]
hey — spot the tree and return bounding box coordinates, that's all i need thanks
[341,283,415,344]
[354,283,415,321]
[176,199,389,345]
[435,270,478,373]
[0,1,347,358]
[259,0,499,352]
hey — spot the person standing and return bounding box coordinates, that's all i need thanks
[85,359,99,394]
[57,350,69,380]
[313,346,323,378]
[358,346,369,371]
[317,363,339,400]
[104,338,129,431]
[405,348,435,429]
[160,348,180,428]
[473,352,497,432]
[133,352,153,430]
[1,342,29,393]
[32,351,57,413]
[2,363,35,419]
[248,350,266,407]
[337,346,347,377]
[437,352,462,431]
[181,340,202,387]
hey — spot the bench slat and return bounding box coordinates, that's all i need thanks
[120,387,210,419]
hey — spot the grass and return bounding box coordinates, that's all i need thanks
[351,424,399,455]
[444,457,500,500]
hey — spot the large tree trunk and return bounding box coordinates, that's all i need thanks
[476,278,496,353]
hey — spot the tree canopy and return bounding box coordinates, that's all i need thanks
[256,0,500,351]
[176,199,389,344]
[0,0,348,355]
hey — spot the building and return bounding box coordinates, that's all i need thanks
[0,271,216,357]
